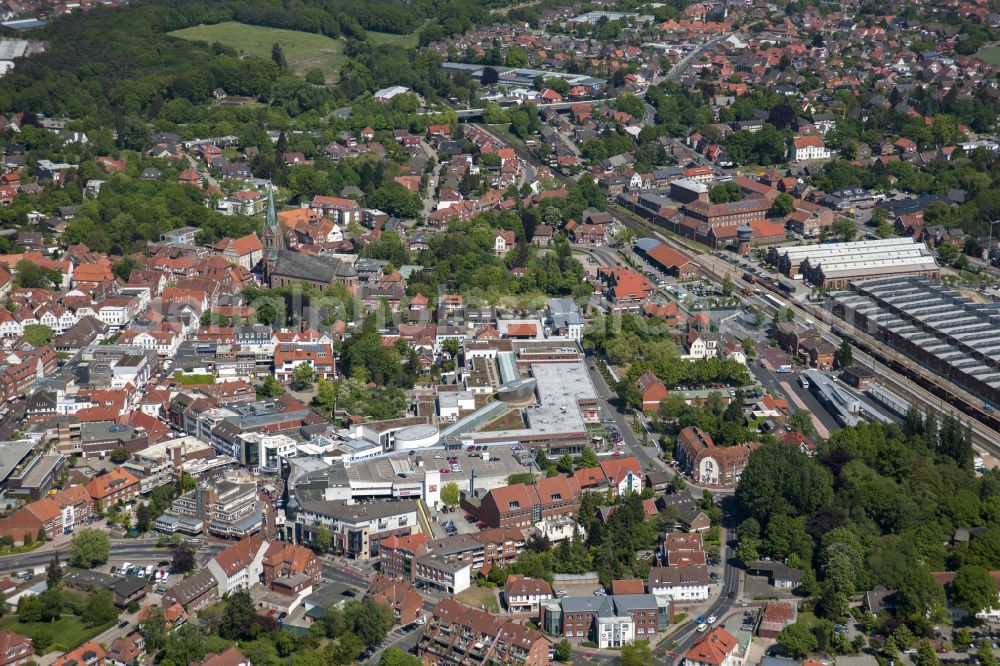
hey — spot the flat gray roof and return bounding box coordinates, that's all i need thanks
[0,440,35,482]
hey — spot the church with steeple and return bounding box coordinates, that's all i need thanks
[259,184,358,292]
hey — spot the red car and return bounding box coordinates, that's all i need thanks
[464,513,474,520]
[612,452,622,457]
[439,468,450,473]
[467,445,476,452]
[476,521,487,529]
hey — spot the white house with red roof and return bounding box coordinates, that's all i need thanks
[207,536,268,595]
[790,135,831,162]
[494,229,516,256]
[684,627,743,666]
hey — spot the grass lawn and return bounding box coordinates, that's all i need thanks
[174,371,215,385]
[168,22,347,80]
[458,586,500,613]
[480,409,525,431]
[486,124,527,150]
[366,30,419,49]
[0,616,112,653]
[976,46,1000,64]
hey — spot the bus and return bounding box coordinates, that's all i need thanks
[798,374,810,389]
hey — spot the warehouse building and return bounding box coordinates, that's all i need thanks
[769,238,940,287]
[830,276,1000,407]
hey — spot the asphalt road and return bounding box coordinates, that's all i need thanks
[0,540,226,574]
[584,356,666,476]
[661,534,741,665]
[749,361,840,437]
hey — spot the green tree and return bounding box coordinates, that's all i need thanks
[81,589,118,626]
[330,632,363,664]
[578,446,600,469]
[271,43,287,68]
[344,599,393,647]
[787,409,814,436]
[69,529,111,568]
[17,595,42,623]
[709,182,742,203]
[109,446,130,464]
[554,639,572,662]
[219,589,256,640]
[771,192,795,216]
[46,554,62,590]
[821,528,865,595]
[505,46,529,67]
[832,217,856,241]
[948,565,999,617]
[21,324,53,347]
[305,68,325,86]
[620,640,653,666]
[837,338,853,368]
[313,525,332,553]
[778,621,819,659]
[14,260,61,289]
[38,587,62,622]
[31,626,52,652]
[136,503,152,533]
[291,363,315,391]
[737,441,834,522]
[915,641,942,666]
[172,544,196,573]
[314,379,338,416]
[378,648,422,666]
[257,375,286,398]
[977,642,998,666]
[440,482,460,507]
[112,257,140,281]
[735,537,760,565]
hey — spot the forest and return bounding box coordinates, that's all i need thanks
[734,414,998,655]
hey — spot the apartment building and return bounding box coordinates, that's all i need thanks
[0,485,95,543]
[366,574,424,626]
[470,476,580,529]
[206,536,268,595]
[540,594,670,647]
[123,436,220,494]
[648,566,711,601]
[84,468,140,507]
[261,541,319,587]
[417,599,551,665]
[289,498,419,560]
[505,575,554,614]
[155,477,260,538]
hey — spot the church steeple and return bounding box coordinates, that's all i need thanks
[263,182,281,250]
[262,182,281,282]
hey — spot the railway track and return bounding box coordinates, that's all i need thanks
[472,122,1000,455]
[608,205,1000,455]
